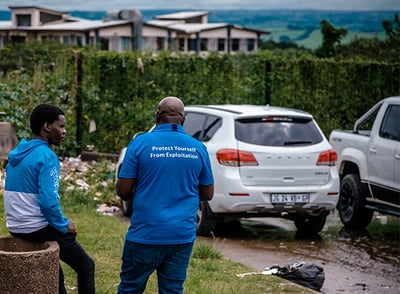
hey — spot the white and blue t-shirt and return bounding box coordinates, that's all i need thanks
[119,123,214,245]
[4,138,69,234]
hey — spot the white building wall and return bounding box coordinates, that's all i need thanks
[208,38,218,51]
[11,8,40,26]
[142,26,169,38]
[100,24,132,37]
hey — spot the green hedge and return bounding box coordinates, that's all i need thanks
[0,48,399,156]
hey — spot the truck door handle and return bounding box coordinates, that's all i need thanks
[369,147,377,154]
[396,153,400,160]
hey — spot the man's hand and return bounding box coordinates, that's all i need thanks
[68,219,78,235]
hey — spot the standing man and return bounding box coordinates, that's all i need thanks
[117,96,214,293]
[4,104,95,294]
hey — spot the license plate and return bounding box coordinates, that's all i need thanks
[271,193,309,204]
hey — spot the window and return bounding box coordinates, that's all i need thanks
[178,38,185,51]
[16,14,31,26]
[200,38,208,51]
[235,116,323,146]
[188,39,197,51]
[232,39,240,51]
[63,36,70,44]
[380,105,400,141]
[157,37,165,50]
[184,112,222,142]
[40,12,62,24]
[77,36,83,46]
[121,37,131,51]
[99,38,109,50]
[358,104,381,135]
[247,39,255,51]
[218,38,225,51]
[10,36,25,44]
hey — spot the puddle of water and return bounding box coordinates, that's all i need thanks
[213,214,400,275]
[205,213,400,293]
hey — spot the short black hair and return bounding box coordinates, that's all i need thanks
[30,104,64,135]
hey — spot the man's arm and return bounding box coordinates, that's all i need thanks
[38,156,69,233]
[199,184,214,201]
[116,178,136,201]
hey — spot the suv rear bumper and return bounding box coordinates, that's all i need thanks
[209,182,339,215]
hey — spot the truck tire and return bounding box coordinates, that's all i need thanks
[294,214,327,235]
[197,201,218,236]
[337,174,373,229]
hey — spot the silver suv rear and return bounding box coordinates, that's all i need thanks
[183,104,339,235]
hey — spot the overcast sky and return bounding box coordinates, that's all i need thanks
[1,0,399,11]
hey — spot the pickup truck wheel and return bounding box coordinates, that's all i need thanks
[121,199,133,217]
[337,174,373,229]
[197,201,218,236]
[294,214,327,235]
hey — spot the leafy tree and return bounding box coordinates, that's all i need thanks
[315,20,348,58]
[260,39,312,57]
[382,13,400,40]
[336,13,400,62]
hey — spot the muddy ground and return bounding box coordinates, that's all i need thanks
[199,213,400,293]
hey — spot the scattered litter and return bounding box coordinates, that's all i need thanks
[236,267,278,278]
[76,179,90,189]
[355,283,369,291]
[270,262,325,292]
[237,262,325,292]
[96,204,120,216]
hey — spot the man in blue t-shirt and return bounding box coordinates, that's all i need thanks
[117,96,214,294]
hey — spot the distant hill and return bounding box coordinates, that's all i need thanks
[0,9,397,49]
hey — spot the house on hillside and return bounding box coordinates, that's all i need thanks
[0,6,142,52]
[0,6,269,54]
[143,11,269,54]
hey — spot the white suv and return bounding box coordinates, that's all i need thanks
[116,104,340,235]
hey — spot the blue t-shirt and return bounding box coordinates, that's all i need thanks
[119,123,214,244]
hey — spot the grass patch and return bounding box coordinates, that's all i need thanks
[0,159,313,293]
[0,199,314,293]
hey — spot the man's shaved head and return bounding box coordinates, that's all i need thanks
[156,96,185,125]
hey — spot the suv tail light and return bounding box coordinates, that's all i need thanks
[316,149,337,166]
[216,149,258,166]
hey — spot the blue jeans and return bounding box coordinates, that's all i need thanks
[11,225,95,294]
[118,240,194,294]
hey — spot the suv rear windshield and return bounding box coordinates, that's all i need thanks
[235,116,323,146]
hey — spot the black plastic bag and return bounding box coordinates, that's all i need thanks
[267,261,325,292]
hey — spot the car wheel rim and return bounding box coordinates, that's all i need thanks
[340,182,354,221]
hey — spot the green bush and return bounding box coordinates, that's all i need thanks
[0,45,399,156]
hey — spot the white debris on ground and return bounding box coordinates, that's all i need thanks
[60,156,120,215]
[96,203,120,216]
[60,157,92,193]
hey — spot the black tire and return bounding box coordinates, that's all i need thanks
[337,174,373,229]
[121,199,133,217]
[294,214,327,235]
[197,201,218,236]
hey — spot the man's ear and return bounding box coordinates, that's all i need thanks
[156,111,161,123]
[181,116,185,126]
[43,122,51,132]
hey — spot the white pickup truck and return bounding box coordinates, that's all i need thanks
[329,96,400,229]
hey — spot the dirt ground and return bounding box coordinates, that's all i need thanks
[199,215,400,294]
[115,210,399,293]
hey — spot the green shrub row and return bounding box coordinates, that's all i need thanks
[0,47,399,156]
